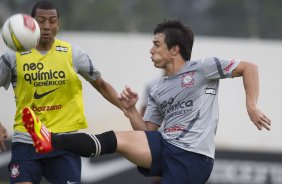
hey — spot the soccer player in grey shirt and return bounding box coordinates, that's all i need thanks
[22,19,271,184]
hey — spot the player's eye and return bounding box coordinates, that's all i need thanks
[35,18,44,24]
[49,18,58,24]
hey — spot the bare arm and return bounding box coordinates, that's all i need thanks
[0,122,8,151]
[117,86,159,131]
[90,77,121,110]
[232,61,271,130]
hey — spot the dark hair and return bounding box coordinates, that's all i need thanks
[31,0,59,18]
[154,20,194,61]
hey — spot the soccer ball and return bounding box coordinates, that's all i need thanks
[1,13,40,52]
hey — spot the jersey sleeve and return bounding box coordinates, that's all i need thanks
[71,43,101,82]
[200,57,240,80]
[0,50,16,90]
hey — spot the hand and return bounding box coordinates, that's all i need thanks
[117,86,139,110]
[0,123,8,152]
[248,107,271,131]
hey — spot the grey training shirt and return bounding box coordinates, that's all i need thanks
[143,57,240,158]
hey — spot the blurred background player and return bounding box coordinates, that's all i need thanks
[139,71,167,184]
[139,71,167,118]
[0,0,121,183]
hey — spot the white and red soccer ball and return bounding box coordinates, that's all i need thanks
[2,13,40,52]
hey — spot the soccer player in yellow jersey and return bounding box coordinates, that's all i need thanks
[0,1,121,183]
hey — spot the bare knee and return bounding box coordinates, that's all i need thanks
[115,131,152,168]
[115,131,147,148]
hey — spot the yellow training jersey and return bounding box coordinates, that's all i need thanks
[14,39,88,133]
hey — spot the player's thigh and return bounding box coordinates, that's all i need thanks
[115,131,151,168]
[43,153,81,184]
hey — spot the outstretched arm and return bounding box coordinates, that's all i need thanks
[232,61,271,130]
[117,86,158,131]
[90,77,122,110]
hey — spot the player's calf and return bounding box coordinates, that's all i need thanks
[22,107,117,157]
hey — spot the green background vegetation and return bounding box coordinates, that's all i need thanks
[0,0,281,39]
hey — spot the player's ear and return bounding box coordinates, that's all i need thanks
[170,45,180,56]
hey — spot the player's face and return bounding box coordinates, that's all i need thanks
[150,33,172,69]
[34,8,59,50]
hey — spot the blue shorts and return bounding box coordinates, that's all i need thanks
[9,142,81,184]
[138,131,214,184]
